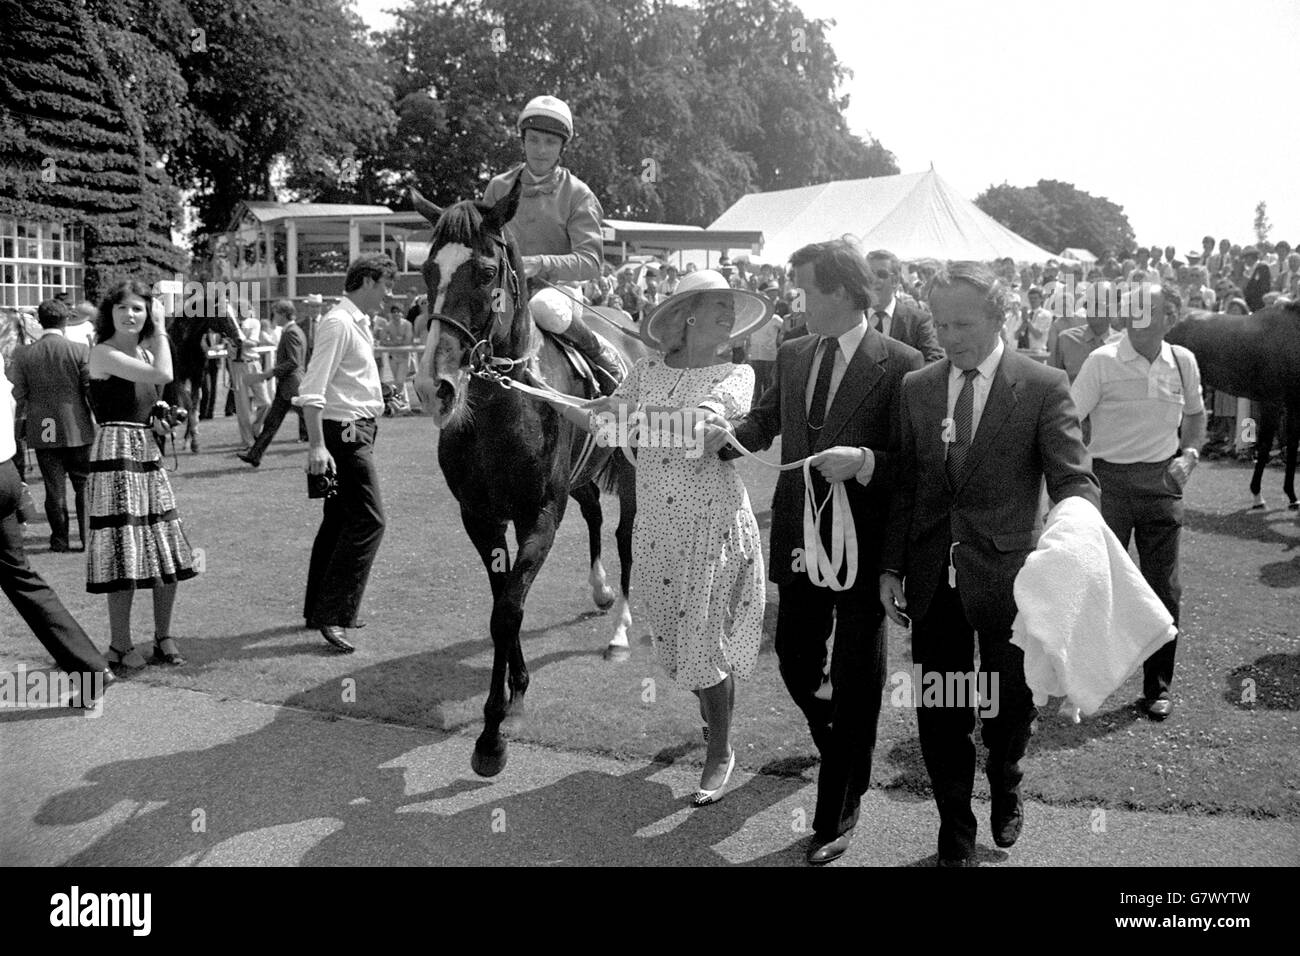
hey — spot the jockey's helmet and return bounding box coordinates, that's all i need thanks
[518,96,573,143]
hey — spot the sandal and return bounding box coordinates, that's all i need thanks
[106,646,147,675]
[151,637,187,666]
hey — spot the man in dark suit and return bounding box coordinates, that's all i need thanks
[8,299,95,552]
[1241,246,1271,311]
[879,261,1099,866]
[705,238,924,864]
[866,249,945,363]
[238,298,308,467]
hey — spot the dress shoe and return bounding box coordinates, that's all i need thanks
[319,625,355,653]
[692,748,735,807]
[936,854,975,867]
[807,832,853,865]
[1144,697,1173,720]
[237,451,260,467]
[49,540,72,553]
[992,796,1024,848]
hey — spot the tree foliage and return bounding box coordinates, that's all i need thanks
[370,0,897,224]
[1253,200,1270,244]
[975,179,1135,259]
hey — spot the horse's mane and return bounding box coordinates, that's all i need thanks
[430,200,486,252]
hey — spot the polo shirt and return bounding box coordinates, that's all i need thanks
[1070,333,1203,464]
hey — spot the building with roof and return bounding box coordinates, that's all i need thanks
[215,200,763,311]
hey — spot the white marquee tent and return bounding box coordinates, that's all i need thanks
[710,168,1059,265]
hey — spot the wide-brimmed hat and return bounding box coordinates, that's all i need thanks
[641,269,772,353]
[303,293,324,305]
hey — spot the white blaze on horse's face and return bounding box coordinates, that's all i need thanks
[431,243,473,317]
[417,242,476,428]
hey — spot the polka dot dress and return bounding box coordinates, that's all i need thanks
[612,358,765,690]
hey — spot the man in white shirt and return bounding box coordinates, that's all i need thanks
[1071,283,1205,720]
[293,255,394,652]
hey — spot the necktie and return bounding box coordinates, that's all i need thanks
[873,311,887,333]
[807,337,838,446]
[945,368,979,485]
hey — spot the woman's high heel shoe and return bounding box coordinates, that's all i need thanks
[106,646,147,676]
[692,748,735,807]
[151,637,186,666]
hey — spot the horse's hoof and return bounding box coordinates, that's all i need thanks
[471,743,507,778]
[1289,501,1299,511]
[603,644,631,663]
[593,587,616,611]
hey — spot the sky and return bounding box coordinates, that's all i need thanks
[352,0,1300,251]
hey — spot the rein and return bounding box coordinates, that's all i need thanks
[482,371,858,592]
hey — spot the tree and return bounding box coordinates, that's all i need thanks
[1254,200,1270,244]
[369,0,895,225]
[975,179,1135,259]
[0,0,187,298]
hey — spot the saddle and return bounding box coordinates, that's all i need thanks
[541,330,627,399]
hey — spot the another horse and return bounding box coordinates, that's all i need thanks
[410,175,647,777]
[1166,300,1300,509]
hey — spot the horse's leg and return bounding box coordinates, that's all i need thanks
[604,455,636,663]
[571,480,616,610]
[1250,402,1281,506]
[460,509,512,777]
[497,503,565,739]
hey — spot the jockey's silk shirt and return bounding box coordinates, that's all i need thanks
[293,296,384,421]
[1070,333,1204,464]
[482,163,604,284]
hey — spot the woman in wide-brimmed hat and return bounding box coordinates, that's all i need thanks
[564,269,774,804]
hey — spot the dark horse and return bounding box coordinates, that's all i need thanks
[166,308,243,452]
[1166,300,1300,509]
[409,175,647,777]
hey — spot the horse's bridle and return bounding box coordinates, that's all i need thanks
[426,232,526,378]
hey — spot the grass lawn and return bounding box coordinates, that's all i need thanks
[3,409,1297,818]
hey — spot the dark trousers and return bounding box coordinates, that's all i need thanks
[33,445,90,549]
[775,577,887,839]
[0,458,106,673]
[911,581,1037,861]
[197,360,218,419]
[303,418,385,628]
[1094,458,1183,700]
[246,393,306,463]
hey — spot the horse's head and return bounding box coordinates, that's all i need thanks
[410,175,527,427]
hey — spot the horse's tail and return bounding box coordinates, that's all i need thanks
[590,445,625,496]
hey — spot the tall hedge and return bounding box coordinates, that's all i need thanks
[0,0,187,299]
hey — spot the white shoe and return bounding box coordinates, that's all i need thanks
[693,749,736,807]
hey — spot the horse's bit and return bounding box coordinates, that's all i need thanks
[426,233,526,381]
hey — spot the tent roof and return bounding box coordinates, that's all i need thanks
[1060,247,1098,263]
[710,168,1058,264]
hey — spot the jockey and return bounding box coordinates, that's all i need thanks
[482,95,622,392]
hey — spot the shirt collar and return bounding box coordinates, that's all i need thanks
[1117,331,1173,367]
[335,296,370,326]
[874,297,896,319]
[951,337,1004,385]
[826,318,867,364]
[37,328,65,339]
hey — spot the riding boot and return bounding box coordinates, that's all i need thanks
[559,312,622,395]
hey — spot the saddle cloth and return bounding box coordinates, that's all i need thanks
[540,329,628,399]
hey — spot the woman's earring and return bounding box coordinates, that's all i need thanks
[685,315,697,326]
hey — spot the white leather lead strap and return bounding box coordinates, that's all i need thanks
[802,457,858,591]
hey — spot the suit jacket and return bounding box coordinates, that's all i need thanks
[884,299,945,363]
[270,321,307,400]
[730,327,924,592]
[8,332,94,448]
[881,349,1099,630]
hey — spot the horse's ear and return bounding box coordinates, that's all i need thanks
[483,173,522,234]
[409,186,443,225]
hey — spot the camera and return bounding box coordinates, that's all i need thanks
[307,469,338,500]
[149,400,189,429]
